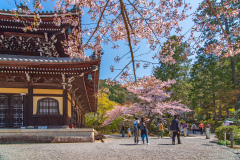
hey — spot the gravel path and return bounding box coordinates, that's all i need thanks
[0,134,239,160]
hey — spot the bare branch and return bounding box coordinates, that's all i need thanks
[113,61,132,81]
[206,0,231,45]
[83,0,110,48]
[120,0,137,81]
[127,0,159,41]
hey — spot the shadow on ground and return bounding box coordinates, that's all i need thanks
[202,144,214,146]
[119,144,138,146]
[209,140,217,144]
[158,144,172,145]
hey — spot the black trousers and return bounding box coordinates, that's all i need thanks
[172,131,181,143]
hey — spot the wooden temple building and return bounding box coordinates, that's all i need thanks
[0,9,101,129]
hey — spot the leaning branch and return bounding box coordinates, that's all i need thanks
[84,0,110,48]
[206,0,231,45]
[120,0,137,82]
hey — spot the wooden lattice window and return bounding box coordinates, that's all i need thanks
[37,98,60,115]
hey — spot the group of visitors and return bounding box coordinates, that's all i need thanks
[132,117,149,145]
[120,115,211,145]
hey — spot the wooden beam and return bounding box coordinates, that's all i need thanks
[3,32,45,39]
[0,83,28,88]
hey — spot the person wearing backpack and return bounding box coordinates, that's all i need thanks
[133,117,140,144]
[171,114,181,145]
[140,117,149,145]
[191,123,197,134]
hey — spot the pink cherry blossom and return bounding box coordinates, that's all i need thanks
[102,76,191,125]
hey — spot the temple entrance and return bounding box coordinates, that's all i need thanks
[0,94,23,128]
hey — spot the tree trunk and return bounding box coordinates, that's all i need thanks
[227,106,230,118]
[219,103,222,121]
[206,105,209,120]
[211,62,217,123]
[219,0,238,111]
[147,115,155,133]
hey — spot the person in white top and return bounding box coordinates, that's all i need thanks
[191,123,197,134]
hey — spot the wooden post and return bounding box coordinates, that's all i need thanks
[62,90,68,126]
[230,131,233,148]
[27,86,33,126]
[224,131,226,145]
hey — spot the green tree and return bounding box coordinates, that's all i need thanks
[189,46,238,122]
[85,90,115,129]
[154,36,192,106]
[194,0,240,110]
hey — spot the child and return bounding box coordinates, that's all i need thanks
[128,127,132,137]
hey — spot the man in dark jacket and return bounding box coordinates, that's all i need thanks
[171,114,181,145]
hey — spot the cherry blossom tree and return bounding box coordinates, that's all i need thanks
[190,0,240,109]
[190,0,240,57]
[9,0,191,81]
[102,76,191,126]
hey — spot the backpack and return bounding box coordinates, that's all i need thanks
[140,123,146,131]
[133,120,139,131]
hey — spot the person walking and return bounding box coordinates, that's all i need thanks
[206,122,211,139]
[140,117,149,145]
[121,125,125,137]
[128,126,132,137]
[199,122,204,135]
[133,117,140,144]
[158,121,164,138]
[191,123,197,134]
[171,115,181,145]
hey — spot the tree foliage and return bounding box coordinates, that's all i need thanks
[154,35,192,106]
[103,76,191,128]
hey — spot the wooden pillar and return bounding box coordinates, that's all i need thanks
[23,95,28,126]
[27,86,33,126]
[71,96,74,126]
[63,90,68,126]
[230,131,233,148]
[224,131,226,145]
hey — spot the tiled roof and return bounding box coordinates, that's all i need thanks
[0,54,100,63]
[0,9,76,16]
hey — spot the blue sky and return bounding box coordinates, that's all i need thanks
[2,0,203,80]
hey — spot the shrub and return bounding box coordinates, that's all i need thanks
[151,125,158,133]
[215,125,240,140]
[164,129,169,136]
[217,140,231,145]
[211,121,223,132]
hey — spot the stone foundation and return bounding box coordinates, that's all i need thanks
[0,128,94,144]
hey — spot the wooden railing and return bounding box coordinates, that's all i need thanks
[223,131,239,148]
